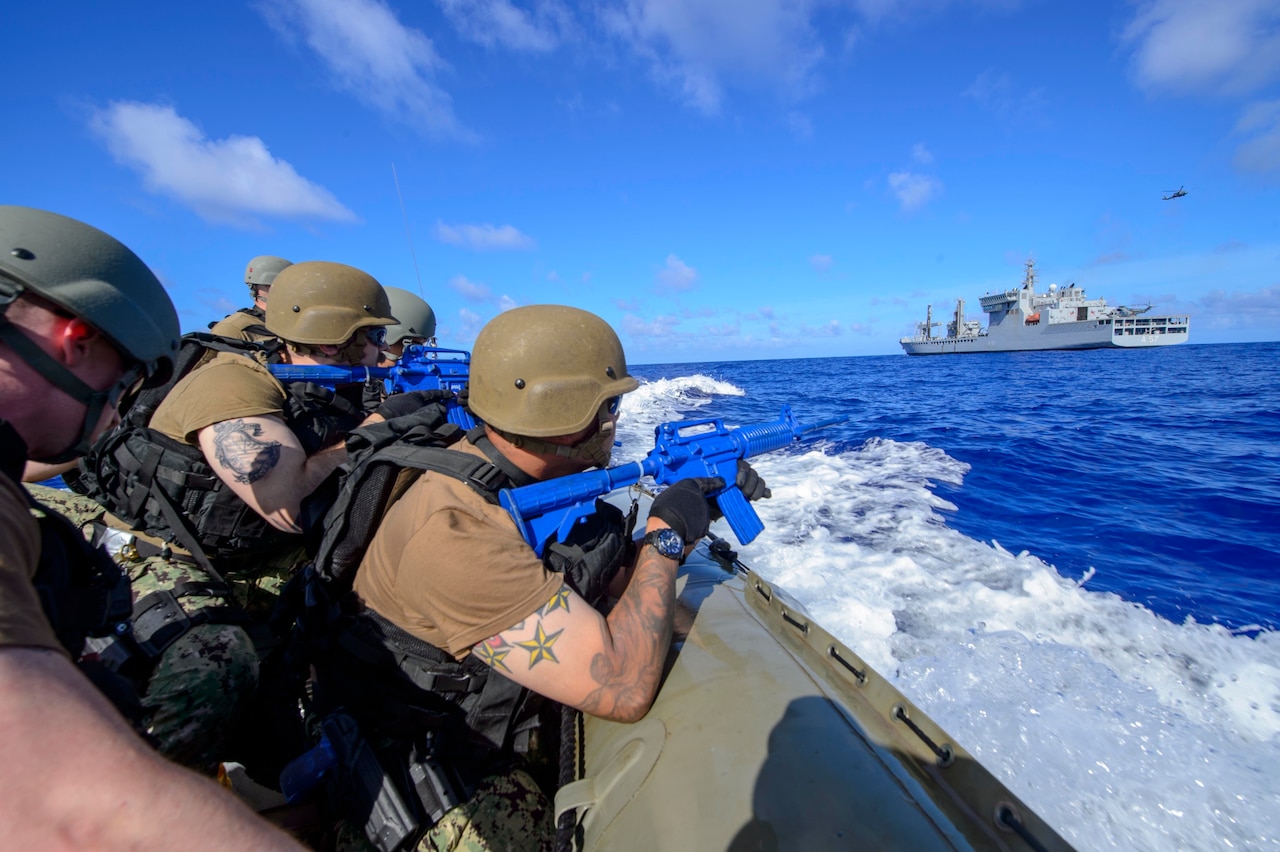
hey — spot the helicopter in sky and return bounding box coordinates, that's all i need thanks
[1162,186,1188,200]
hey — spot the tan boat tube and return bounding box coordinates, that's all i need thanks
[555,550,1073,851]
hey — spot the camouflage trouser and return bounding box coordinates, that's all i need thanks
[25,484,301,773]
[420,768,554,852]
[335,767,553,852]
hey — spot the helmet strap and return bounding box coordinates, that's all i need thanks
[0,307,107,462]
[494,406,617,469]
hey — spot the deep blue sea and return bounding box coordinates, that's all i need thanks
[619,341,1280,851]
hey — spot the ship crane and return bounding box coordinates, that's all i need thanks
[916,304,942,339]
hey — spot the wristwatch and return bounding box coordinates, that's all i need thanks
[642,528,685,562]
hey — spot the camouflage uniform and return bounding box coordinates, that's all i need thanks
[27,483,268,773]
[421,768,553,852]
[334,767,553,852]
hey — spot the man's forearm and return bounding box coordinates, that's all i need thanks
[581,542,678,723]
[0,648,302,850]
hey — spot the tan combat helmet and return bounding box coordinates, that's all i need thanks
[264,261,396,345]
[383,286,437,345]
[244,255,292,296]
[469,305,638,439]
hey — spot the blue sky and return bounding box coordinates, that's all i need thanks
[5,0,1279,363]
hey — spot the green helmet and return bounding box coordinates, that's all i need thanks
[0,205,180,381]
[244,255,292,291]
[469,305,638,437]
[383,286,437,345]
[264,261,396,345]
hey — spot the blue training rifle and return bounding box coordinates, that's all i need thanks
[267,344,476,429]
[500,405,847,556]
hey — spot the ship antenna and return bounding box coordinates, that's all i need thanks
[392,162,425,299]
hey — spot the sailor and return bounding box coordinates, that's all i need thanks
[69,260,414,774]
[208,254,291,343]
[360,285,440,409]
[313,305,769,850]
[382,285,438,358]
[0,205,300,848]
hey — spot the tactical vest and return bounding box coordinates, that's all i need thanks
[304,416,634,783]
[0,421,141,722]
[208,305,274,342]
[71,333,366,562]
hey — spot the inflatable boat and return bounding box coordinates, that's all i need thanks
[556,538,1073,851]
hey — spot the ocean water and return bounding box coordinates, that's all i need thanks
[619,341,1280,851]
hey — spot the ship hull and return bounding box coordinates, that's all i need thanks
[901,318,1189,355]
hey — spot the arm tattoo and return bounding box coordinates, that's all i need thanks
[577,547,676,720]
[539,586,572,616]
[474,636,513,672]
[212,419,282,484]
[516,622,564,668]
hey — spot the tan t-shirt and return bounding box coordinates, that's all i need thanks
[353,440,563,660]
[150,351,286,444]
[209,310,276,343]
[0,473,64,653]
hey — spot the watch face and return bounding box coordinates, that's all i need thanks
[646,528,684,559]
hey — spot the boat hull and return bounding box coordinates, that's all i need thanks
[557,549,1072,851]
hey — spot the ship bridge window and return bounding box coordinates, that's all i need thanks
[1077,307,1089,321]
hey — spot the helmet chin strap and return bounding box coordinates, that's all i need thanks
[0,312,108,463]
[495,406,618,469]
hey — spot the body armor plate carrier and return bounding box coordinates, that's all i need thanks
[286,412,635,849]
[71,333,364,562]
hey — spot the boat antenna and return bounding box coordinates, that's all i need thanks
[391,162,425,298]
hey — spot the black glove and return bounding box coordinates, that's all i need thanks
[650,477,724,544]
[375,389,453,421]
[710,460,771,520]
[456,382,471,414]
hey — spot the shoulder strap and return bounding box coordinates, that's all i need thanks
[314,420,508,594]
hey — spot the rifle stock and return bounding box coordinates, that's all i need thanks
[500,405,846,556]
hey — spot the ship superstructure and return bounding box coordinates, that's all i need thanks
[900,259,1190,355]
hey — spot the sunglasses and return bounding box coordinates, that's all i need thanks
[365,326,388,347]
[605,396,622,416]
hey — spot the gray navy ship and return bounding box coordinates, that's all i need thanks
[900,258,1190,355]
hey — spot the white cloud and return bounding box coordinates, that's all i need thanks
[888,170,942,211]
[434,221,536,250]
[89,101,355,226]
[1234,99,1280,173]
[260,0,474,141]
[810,254,834,273]
[497,294,520,311]
[438,0,573,51]
[622,312,681,338]
[963,68,1047,125]
[449,275,493,301]
[1123,0,1280,96]
[456,307,485,339]
[656,253,699,291]
[598,0,827,114]
[911,142,934,165]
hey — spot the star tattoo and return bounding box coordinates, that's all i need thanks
[474,636,512,672]
[540,586,572,615]
[516,622,564,668]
